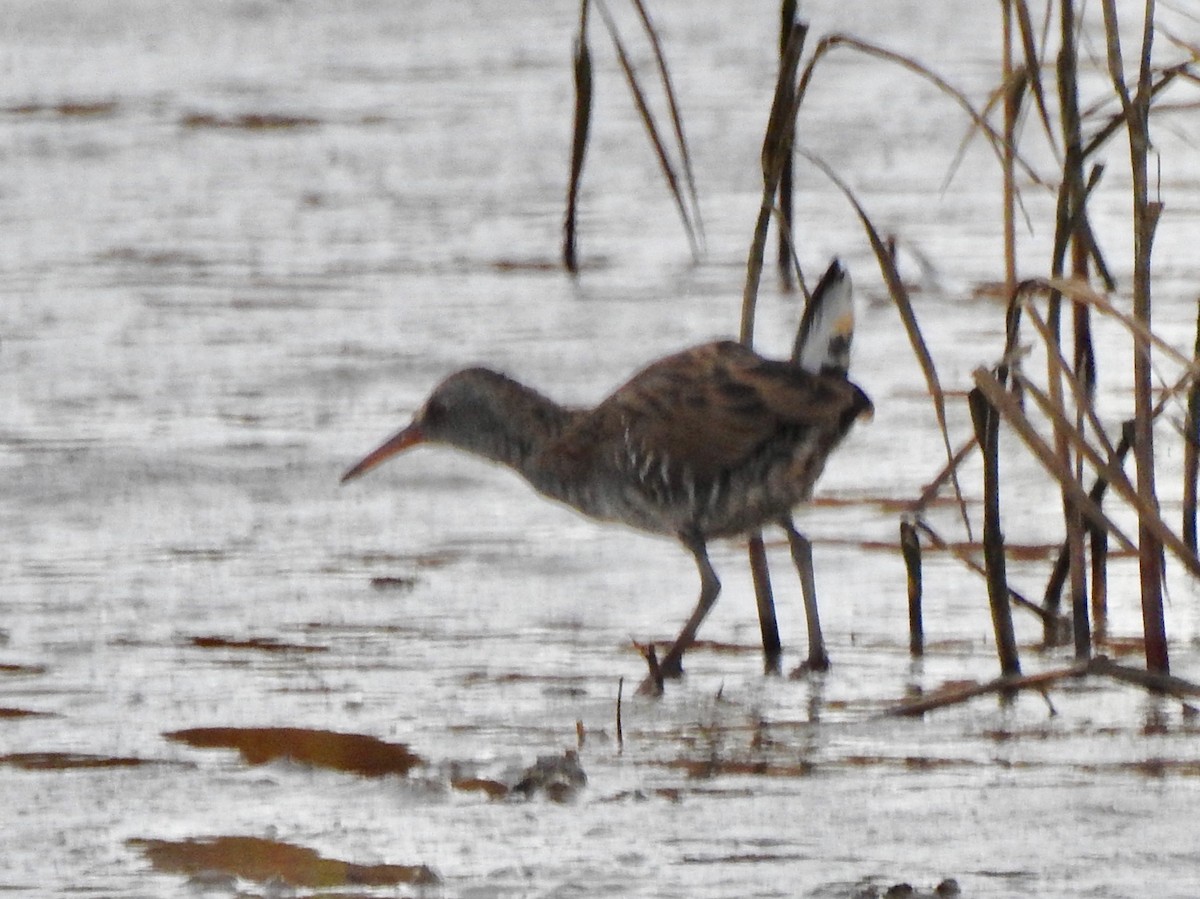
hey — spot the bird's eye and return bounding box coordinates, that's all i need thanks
[422,398,446,424]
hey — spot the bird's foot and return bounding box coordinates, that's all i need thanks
[634,641,686,696]
[762,649,783,677]
[789,651,830,678]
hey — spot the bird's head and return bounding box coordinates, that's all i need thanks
[340,368,517,483]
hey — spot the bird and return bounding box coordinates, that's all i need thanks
[341,259,872,692]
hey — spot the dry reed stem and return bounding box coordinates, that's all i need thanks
[971,369,1137,554]
[1091,526,1109,643]
[899,520,923,657]
[1080,62,1191,159]
[1034,278,1197,371]
[1185,298,1200,553]
[594,0,700,262]
[1041,421,1134,636]
[1012,371,1200,581]
[799,148,970,537]
[889,656,1200,717]
[563,0,592,273]
[1050,0,1097,660]
[615,677,624,752]
[911,433,978,517]
[776,0,798,290]
[795,34,1050,191]
[888,661,1090,717]
[1100,0,1168,672]
[1024,305,1116,459]
[1002,0,1018,298]
[968,388,1021,676]
[740,21,807,345]
[628,0,704,249]
[1013,0,1057,150]
[912,520,1061,631]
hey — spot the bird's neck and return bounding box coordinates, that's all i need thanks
[458,374,578,477]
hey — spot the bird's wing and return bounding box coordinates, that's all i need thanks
[586,341,869,481]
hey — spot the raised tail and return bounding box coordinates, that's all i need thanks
[791,258,855,377]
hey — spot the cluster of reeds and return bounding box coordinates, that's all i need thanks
[559,1,1199,703]
[894,1,1200,705]
[562,0,702,273]
[757,0,1198,707]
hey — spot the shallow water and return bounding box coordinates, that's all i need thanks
[4,1,1200,896]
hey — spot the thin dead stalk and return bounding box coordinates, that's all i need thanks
[1185,298,1200,553]
[594,0,701,262]
[1100,0,1168,673]
[628,0,704,249]
[616,677,624,752]
[1001,0,1017,297]
[900,520,923,657]
[968,388,1021,677]
[972,369,1138,555]
[740,20,807,343]
[563,0,592,273]
[913,520,1062,632]
[800,148,971,538]
[777,0,798,290]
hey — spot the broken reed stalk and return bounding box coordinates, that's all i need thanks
[776,0,798,290]
[594,0,701,262]
[615,677,624,752]
[899,520,923,657]
[563,0,592,273]
[1050,0,1091,660]
[968,388,1021,677]
[1185,298,1200,553]
[1099,0,1168,673]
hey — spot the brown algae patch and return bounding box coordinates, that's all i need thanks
[129,835,438,887]
[180,112,320,130]
[187,635,327,654]
[4,100,119,117]
[165,727,422,777]
[0,663,48,676]
[0,752,151,770]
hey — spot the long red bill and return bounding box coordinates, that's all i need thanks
[340,423,425,483]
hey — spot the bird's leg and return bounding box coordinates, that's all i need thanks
[637,535,720,694]
[782,517,830,673]
[747,532,782,675]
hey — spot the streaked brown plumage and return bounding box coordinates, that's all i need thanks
[343,260,871,689]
